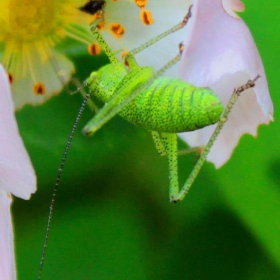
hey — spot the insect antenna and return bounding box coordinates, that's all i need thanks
[37,92,90,280]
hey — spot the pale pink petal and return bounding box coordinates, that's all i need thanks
[0,64,36,199]
[0,190,16,280]
[222,0,245,19]
[178,0,273,168]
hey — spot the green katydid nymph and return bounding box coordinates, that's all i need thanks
[37,4,259,279]
[81,5,257,203]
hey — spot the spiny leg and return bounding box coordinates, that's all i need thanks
[171,76,260,203]
[159,133,180,199]
[129,5,193,56]
[90,25,124,73]
[151,131,201,201]
[153,132,201,201]
[151,131,167,157]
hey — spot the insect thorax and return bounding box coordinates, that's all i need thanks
[87,64,126,102]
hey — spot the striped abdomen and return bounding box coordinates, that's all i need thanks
[118,77,223,133]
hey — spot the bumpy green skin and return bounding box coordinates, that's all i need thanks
[120,78,222,133]
[87,64,223,133]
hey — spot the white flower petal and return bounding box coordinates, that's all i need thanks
[95,0,273,168]
[0,64,36,199]
[0,0,94,109]
[178,0,273,167]
[11,52,74,109]
[102,0,191,76]
[0,190,16,280]
[222,0,245,19]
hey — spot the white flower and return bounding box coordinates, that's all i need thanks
[98,0,192,75]
[0,63,36,279]
[0,0,95,109]
[178,0,274,167]
[0,190,16,280]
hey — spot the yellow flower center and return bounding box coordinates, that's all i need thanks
[8,0,58,42]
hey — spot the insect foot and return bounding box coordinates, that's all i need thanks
[236,75,260,95]
[182,4,193,27]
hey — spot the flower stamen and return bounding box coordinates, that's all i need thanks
[109,23,126,38]
[34,82,46,95]
[140,9,154,25]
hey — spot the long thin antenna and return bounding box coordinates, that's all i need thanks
[37,93,90,280]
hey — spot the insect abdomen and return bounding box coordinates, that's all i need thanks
[119,77,223,133]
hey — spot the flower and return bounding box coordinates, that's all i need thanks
[178,0,274,167]
[99,0,192,75]
[100,0,273,168]
[0,63,36,279]
[0,0,95,109]
[0,190,16,280]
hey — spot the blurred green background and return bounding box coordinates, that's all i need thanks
[13,1,280,279]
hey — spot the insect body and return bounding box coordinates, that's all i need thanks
[37,6,259,279]
[83,34,257,202]
[80,6,243,203]
[78,4,257,203]
[86,64,223,133]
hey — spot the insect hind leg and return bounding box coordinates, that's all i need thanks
[157,133,180,201]
[151,131,167,157]
[171,76,260,202]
